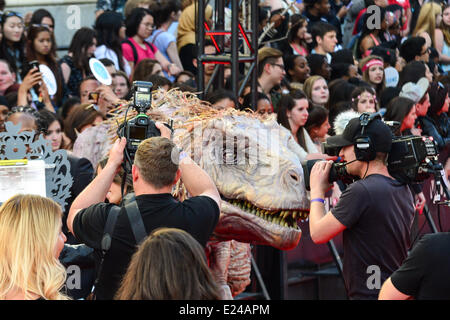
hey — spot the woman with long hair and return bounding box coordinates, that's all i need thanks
[384,96,417,136]
[350,86,378,113]
[0,11,27,82]
[112,71,131,100]
[435,5,450,75]
[115,228,221,300]
[359,55,385,97]
[63,104,104,151]
[305,104,330,151]
[122,8,181,77]
[0,194,68,300]
[413,2,442,49]
[287,16,309,57]
[29,9,55,34]
[38,109,66,152]
[94,11,131,77]
[59,27,97,98]
[26,24,65,107]
[277,90,319,158]
[303,75,329,108]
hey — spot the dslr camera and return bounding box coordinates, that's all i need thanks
[118,81,161,171]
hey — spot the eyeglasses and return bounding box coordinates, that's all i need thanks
[271,63,285,70]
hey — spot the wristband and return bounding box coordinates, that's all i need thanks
[311,198,325,204]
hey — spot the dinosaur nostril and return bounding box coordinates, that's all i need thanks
[290,174,299,182]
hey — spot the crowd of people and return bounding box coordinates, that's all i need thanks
[0,0,449,300]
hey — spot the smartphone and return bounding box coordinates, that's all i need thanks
[346,0,353,9]
[28,60,39,71]
[88,92,99,103]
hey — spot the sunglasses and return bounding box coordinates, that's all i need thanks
[0,11,23,22]
[30,23,53,30]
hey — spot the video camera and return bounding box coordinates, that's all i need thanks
[118,81,162,172]
[302,133,439,191]
[302,158,357,191]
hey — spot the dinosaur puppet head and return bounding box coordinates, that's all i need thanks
[73,90,309,251]
[174,113,308,250]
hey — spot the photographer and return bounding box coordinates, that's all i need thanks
[67,124,221,300]
[308,117,415,299]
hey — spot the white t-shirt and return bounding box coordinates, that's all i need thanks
[95,45,131,77]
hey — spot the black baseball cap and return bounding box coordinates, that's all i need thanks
[326,117,393,153]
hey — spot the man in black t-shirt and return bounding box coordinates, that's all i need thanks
[67,123,221,300]
[379,232,450,300]
[308,115,415,299]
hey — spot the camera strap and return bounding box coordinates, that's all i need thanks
[90,205,121,299]
[124,201,147,245]
[90,201,147,299]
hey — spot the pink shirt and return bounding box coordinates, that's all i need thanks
[122,37,158,65]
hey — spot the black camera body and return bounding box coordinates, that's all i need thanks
[118,81,161,170]
[125,114,160,160]
[302,159,358,191]
[388,135,438,184]
[305,134,439,190]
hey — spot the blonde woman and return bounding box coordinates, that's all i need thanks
[435,5,450,74]
[0,194,68,300]
[413,2,442,48]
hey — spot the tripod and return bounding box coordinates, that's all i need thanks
[421,158,450,234]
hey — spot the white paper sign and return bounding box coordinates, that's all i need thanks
[89,58,112,85]
[39,64,58,96]
[384,67,399,87]
[0,160,46,203]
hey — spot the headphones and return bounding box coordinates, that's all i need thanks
[354,112,382,162]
